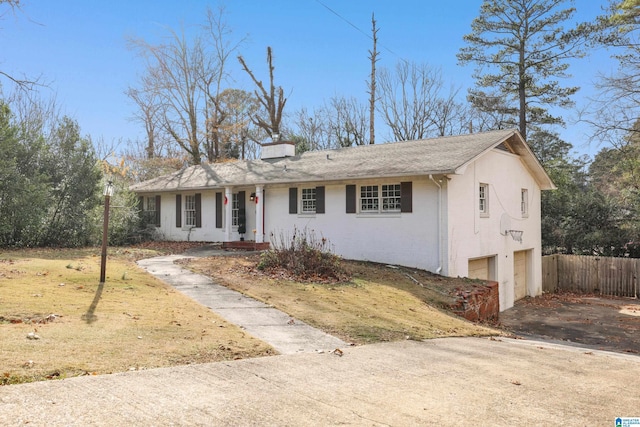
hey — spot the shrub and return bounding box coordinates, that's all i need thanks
[258,227,347,281]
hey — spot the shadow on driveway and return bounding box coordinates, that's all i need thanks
[499,293,640,355]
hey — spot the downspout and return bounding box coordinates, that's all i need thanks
[429,175,443,274]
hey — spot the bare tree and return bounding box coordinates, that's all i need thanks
[291,106,334,151]
[128,30,206,164]
[125,87,162,159]
[214,88,261,159]
[238,47,287,141]
[6,89,59,140]
[377,61,463,140]
[583,1,640,149]
[327,96,369,147]
[0,0,43,91]
[200,7,246,161]
[127,7,242,165]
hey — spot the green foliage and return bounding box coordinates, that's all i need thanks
[457,0,589,140]
[541,153,633,257]
[38,118,101,247]
[94,178,155,247]
[258,227,347,281]
[588,121,640,247]
[0,101,102,247]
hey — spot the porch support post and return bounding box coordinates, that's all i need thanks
[255,185,264,243]
[224,186,233,242]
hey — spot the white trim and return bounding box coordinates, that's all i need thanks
[479,183,489,217]
[255,185,264,243]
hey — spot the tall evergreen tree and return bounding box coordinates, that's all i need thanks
[457,0,589,140]
[587,1,640,146]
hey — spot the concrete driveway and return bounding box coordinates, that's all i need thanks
[2,337,639,426]
[500,294,640,355]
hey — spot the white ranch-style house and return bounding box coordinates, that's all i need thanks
[131,129,555,311]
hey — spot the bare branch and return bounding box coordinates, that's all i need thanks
[238,47,287,140]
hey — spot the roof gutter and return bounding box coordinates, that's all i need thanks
[429,174,443,275]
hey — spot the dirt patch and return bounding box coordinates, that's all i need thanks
[131,241,212,255]
[499,292,640,355]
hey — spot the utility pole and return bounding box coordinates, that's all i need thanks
[368,13,379,145]
[99,181,114,284]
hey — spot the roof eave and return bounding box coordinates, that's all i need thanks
[452,129,556,190]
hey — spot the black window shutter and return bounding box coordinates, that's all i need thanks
[346,185,356,213]
[195,193,202,228]
[138,196,144,215]
[155,195,161,227]
[401,181,413,213]
[237,191,245,210]
[289,188,298,214]
[316,186,325,214]
[238,191,246,234]
[175,194,182,228]
[215,192,223,228]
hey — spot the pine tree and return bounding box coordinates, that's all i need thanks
[457,0,589,140]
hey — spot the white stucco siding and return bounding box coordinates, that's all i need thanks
[264,178,442,272]
[446,149,543,311]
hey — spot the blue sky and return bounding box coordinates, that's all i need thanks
[1,0,611,157]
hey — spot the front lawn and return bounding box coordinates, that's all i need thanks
[0,247,274,385]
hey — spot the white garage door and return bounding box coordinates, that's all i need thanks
[514,250,527,300]
[468,257,490,280]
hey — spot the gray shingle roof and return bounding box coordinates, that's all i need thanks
[130,129,555,192]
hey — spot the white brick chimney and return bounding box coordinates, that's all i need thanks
[261,140,296,159]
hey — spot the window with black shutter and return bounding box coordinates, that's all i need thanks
[315,186,325,214]
[346,185,356,213]
[175,194,182,228]
[289,188,298,214]
[195,193,202,228]
[400,182,412,213]
[215,192,223,228]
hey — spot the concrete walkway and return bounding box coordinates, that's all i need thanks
[136,250,346,354]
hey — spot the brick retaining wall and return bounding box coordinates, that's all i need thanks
[450,281,499,322]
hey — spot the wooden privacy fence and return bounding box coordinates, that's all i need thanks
[542,254,639,298]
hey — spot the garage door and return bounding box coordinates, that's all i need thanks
[468,257,490,280]
[514,250,527,300]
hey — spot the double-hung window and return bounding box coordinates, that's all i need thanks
[232,193,239,227]
[301,188,316,213]
[521,189,529,217]
[381,184,401,212]
[145,196,156,224]
[479,183,489,216]
[142,195,161,227]
[289,186,324,214]
[146,196,156,215]
[360,185,379,212]
[360,184,401,213]
[184,195,196,227]
[346,182,411,214]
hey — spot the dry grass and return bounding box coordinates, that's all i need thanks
[185,255,499,344]
[0,247,274,385]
